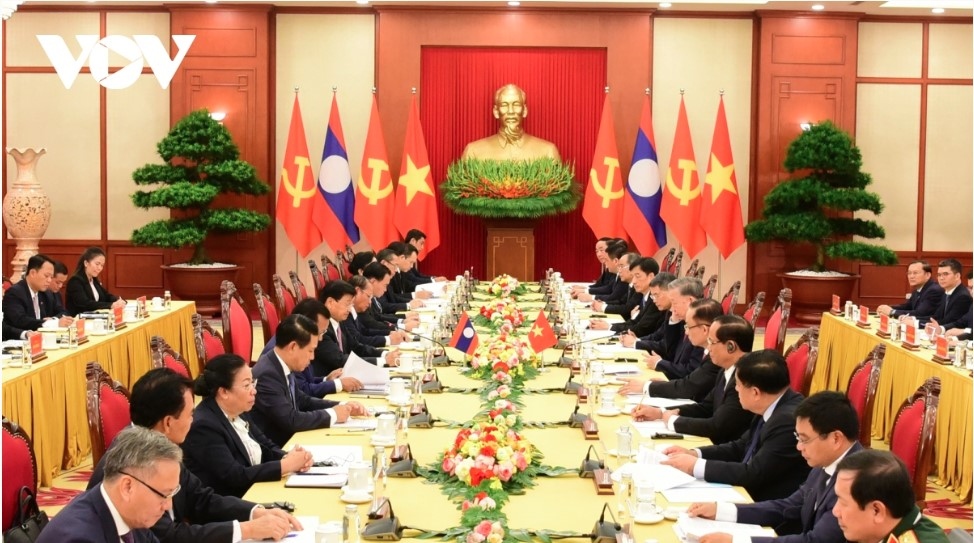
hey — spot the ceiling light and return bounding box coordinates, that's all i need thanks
[881,0,972,8]
[811,4,825,10]
[508,1,520,5]
[660,2,672,6]
[932,7,946,12]
[209,112,227,122]
[356,0,369,4]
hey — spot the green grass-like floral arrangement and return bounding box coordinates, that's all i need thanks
[441,158,581,219]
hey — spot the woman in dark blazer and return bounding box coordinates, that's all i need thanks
[65,246,125,314]
[181,354,313,497]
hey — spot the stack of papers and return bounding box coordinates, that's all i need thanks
[343,353,390,391]
[284,473,347,488]
[674,515,774,541]
[582,329,617,343]
[242,516,319,542]
[610,462,696,491]
[625,395,696,410]
[662,481,749,503]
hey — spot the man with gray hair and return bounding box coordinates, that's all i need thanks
[38,427,181,542]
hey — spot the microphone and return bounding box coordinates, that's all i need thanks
[591,503,624,543]
[393,325,452,367]
[362,498,403,541]
[559,331,622,366]
[568,404,590,428]
[578,444,604,478]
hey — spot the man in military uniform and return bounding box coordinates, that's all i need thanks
[832,450,948,543]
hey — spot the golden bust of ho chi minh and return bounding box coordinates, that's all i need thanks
[461,84,562,162]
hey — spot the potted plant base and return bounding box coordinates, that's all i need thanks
[163,264,241,316]
[779,272,859,325]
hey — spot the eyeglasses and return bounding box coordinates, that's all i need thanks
[120,471,181,500]
[685,323,707,331]
[618,265,630,271]
[793,432,827,446]
[706,337,727,346]
[937,272,956,277]
[236,379,258,391]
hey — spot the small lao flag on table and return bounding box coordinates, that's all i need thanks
[450,312,479,355]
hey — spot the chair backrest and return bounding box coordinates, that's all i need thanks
[85,362,131,467]
[670,250,685,277]
[742,291,766,327]
[763,288,792,353]
[783,326,819,396]
[889,376,940,506]
[149,335,191,378]
[720,281,742,314]
[2,418,37,532]
[660,248,676,275]
[685,259,699,279]
[220,280,254,364]
[321,255,343,283]
[272,274,297,317]
[702,274,718,300]
[694,265,706,281]
[193,313,226,372]
[1,276,11,292]
[253,283,281,345]
[846,343,886,448]
[344,244,355,263]
[336,252,351,280]
[308,259,326,293]
[289,270,309,302]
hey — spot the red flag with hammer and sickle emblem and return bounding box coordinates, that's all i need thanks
[582,95,627,240]
[276,95,323,257]
[660,96,707,258]
[355,95,399,249]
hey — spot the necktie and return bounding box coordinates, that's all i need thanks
[813,474,831,512]
[32,293,41,319]
[742,417,766,463]
[336,324,345,352]
[121,532,136,543]
[713,372,727,406]
[286,373,297,409]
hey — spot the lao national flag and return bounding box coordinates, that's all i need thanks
[623,95,667,256]
[312,93,360,252]
[449,312,479,356]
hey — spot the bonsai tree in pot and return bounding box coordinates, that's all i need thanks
[745,120,897,323]
[131,109,270,313]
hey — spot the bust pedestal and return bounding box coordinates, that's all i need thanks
[485,219,535,281]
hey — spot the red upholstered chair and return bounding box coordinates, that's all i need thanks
[693,265,706,281]
[659,248,676,275]
[321,255,343,282]
[336,252,352,280]
[308,259,326,294]
[763,288,792,353]
[685,259,699,279]
[702,275,718,300]
[783,326,819,396]
[193,313,226,373]
[720,281,741,314]
[889,376,940,507]
[667,249,684,277]
[742,291,765,328]
[2,276,11,292]
[85,362,131,466]
[846,344,886,448]
[272,274,297,317]
[289,271,309,302]
[253,283,281,345]
[2,418,37,532]
[149,336,191,378]
[220,280,254,364]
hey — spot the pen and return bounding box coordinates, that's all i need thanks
[346,428,371,433]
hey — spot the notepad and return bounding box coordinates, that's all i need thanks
[674,515,775,541]
[284,473,347,488]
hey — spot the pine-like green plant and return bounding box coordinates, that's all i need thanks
[745,121,897,272]
[130,109,270,265]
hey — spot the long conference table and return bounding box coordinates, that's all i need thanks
[1,301,199,486]
[245,298,751,543]
[810,312,973,500]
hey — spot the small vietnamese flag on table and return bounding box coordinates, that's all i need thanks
[528,310,558,353]
[449,312,479,355]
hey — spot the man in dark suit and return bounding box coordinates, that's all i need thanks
[574,241,628,302]
[314,280,399,377]
[250,314,368,447]
[2,253,73,331]
[87,368,299,542]
[663,349,810,502]
[688,391,863,543]
[386,242,433,300]
[636,314,755,445]
[628,277,705,380]
[591,255,664,336]
[375,249,425,310]
[347,275,409,348]
[38,427,178,543]
[877,260,944,322]
[404,229,449,283]
[362,263,420,332]
[929,258,973,330]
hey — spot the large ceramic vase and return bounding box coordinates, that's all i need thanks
[163,264,241,316]
[3,148,51,282]
[779,272,860,326]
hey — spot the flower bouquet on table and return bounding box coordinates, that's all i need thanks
[467,334,541,385]
[436,421,539,498]
[474,298,526,330]
[486,274,528,299]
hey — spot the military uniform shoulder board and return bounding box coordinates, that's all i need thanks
[885,533,900,543]
[897,530,919,543]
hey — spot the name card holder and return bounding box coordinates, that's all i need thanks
[901,324,920,351]
[932,336,952,364]
[113,305,126,330]
[582,418,599,440]
[876,314,891,339]
[29,333,47,363]
[577,386,590,404]
[592,468,615,494]
[856,305,871,329]
[75,318,89,344]
[829,294,843,315]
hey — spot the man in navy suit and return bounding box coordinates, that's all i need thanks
[2,253,73,332]
[877,260,944,322]
[929,258,973,330]
[688,391,863,542]
[662,349,810,501]
[38,427,178,543]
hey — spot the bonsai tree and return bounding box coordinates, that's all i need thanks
[131,109,270,264]
[745,121,897,271]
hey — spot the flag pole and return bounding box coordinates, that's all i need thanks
[716,88,725,298]
[293,85,301,276]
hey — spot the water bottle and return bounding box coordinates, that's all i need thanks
[371,445,385,479]
[163,290,172,310]
[616,426,632,458]
[343,504,360,543]
[21,341,32,369]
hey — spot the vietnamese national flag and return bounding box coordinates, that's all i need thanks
[527,310,558,353]
[582,96,627,240]
[701,96,745,259]
[276,95,323,257]
[449,312,479,355]
[393,96,440,260]
[660,96,707,259]
[313,93,360,253]
[623,95,668,256]
[355,95,399,249]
